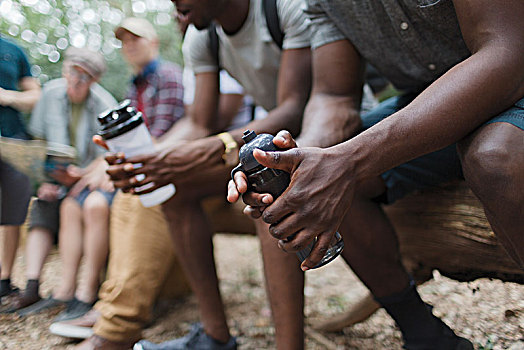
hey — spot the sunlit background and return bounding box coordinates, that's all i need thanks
[0,0,182,101]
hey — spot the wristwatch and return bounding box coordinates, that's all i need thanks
[217,132,239,166]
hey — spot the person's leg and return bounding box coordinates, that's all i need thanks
[90,191,189,344]
[54,196,84,301]
[75,191,110,304]
[162,180,231,344]
[135,166,309,349]
[1,199,59,313]
[256,219,304,350]
[0,226,20,288]
[339,177,472,349]
[24,226,54,299]
[333,95,472,349]
[25,227,54,281]
[135,169,247,350]
[0,159,32,296]
[339,177,410,297]
[457,121,524,269]
[3,197,61,314]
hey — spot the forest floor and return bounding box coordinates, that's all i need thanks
[1,234,523,350]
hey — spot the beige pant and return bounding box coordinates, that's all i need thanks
[93,191,255,342]
[94,191,191,342]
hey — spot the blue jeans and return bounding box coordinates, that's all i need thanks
[362,94,524,204]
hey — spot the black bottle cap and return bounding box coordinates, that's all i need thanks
[97,100,144,140]
[242,130,257,144]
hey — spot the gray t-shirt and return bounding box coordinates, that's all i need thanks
[28,78,117,167]
[184,0,311,111]
[306,0,471,91]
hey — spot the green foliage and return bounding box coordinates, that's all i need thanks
[0,0,183,101]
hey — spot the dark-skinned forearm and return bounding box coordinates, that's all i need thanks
[296,93,361,148]
[156,117,212,150]
[338,44,524,183]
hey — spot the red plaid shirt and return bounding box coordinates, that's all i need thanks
[127,59,184,138]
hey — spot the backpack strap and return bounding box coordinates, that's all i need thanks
[208,0,283,67]
[208,22,220,68]
[263,0,283,50]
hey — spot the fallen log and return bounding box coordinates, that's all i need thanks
[314,180,523,332]
[390,181,523,284]
[200,182,523,332]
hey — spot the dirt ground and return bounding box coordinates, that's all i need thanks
[1,234,523,350]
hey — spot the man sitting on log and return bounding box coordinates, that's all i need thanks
[229,0,524,349]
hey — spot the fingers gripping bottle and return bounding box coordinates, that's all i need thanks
[97,100,175,207]
[231,130,344,269]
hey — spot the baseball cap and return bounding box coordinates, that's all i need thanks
[65,47,107,79]
[114,17,158,41]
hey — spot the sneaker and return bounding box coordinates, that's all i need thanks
[49,309,100,339]
[133,323,237,350]
[53,297,96,322]
[17,296,69,317]
[74,334,136,350]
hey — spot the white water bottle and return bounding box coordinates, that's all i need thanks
[98,100,175,207]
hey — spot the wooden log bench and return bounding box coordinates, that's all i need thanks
[19,180,521,332]
[314,180,523,332]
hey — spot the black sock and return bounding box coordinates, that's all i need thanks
[375,281,443,346]
[25,279,40,297]
[0,278,12,296]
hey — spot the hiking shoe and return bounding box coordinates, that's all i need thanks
[0,285,19,298]
[53,297,95,322]
[133,323,237,350]
[17,296,69,317]
[403,316,473,350]
[49,309,100,339]
[0,291,40,313]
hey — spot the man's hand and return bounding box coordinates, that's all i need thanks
[37,182,62,202]
[227,130,297,218]
[103,136,225,194]
[237,141,357,271]
[68,160,114,197]
[49,167,80,188]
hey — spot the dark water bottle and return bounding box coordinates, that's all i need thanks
[231,130,344,269]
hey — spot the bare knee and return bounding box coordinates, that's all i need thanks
[461,140,510,185]
[458,123,523,201]
[82,192,110,219]
[60,196,81,217]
